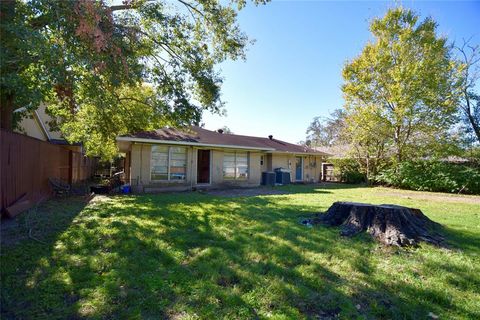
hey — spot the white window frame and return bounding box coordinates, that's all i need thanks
[223,151,249,180]
[151,145,187,182]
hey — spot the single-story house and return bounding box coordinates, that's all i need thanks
[117,126,330,192]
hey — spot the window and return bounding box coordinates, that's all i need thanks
[223,152,248,180]
[151,146,187,181]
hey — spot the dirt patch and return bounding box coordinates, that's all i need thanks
[206,187,287,198]
[374,187,480,205]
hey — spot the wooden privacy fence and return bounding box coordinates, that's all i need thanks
[0,129,96,214]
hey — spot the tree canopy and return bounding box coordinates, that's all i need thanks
[0,0,266,159]
[305,109,346,148]
[342,7,461,165]
[455,40,480,145]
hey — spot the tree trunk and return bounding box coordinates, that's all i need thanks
[313,202,444,247]
[0,0,17,131]
[464,90,480,143]
[0,93,14,131]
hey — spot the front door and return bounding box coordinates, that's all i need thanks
[197,150,210,184]
[295,156,303,181]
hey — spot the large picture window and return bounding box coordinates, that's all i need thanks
[223,152,248,180]
[151,146,187,181]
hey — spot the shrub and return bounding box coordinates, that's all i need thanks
[331,158,366,184]
[375,160,480,194]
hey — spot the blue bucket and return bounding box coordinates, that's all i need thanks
[121,185,131,194]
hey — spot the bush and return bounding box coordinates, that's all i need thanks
[375,160,480,194]
[331,158,366,184]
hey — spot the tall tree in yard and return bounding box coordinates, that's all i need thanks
[342,8,460,165]
[0,0,266,159]
[455,40,480,145]
[305,109,346,147]
[343,104,390,182]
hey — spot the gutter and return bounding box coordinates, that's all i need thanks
[116,136,275,152]
[265,150,332,156]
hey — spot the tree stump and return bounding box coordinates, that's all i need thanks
[314,202,444,247]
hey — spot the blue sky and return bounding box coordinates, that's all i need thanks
[201,0,480,143]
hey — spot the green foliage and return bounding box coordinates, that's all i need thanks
[463,146,480,162]
[305,109,346,147]
[1,185,479,319]
[1,0,268,158]
[375,160,480,194]
[331,158,366,184]
[342,7,461,165]
[219,125,233,134]
[50,84,172,159]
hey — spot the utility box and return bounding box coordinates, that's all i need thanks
[274,168,291,185]
[261,171,276,186]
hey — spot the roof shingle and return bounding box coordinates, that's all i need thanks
[119,126,328,155]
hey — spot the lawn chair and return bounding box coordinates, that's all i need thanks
[48,177,71,197]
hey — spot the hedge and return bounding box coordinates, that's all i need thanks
[375,160,480,194]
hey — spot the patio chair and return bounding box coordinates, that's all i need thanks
[48,177,71,197]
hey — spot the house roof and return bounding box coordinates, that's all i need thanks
[49,139,81,146]
[118,126,330,155]
[313,145,350,158]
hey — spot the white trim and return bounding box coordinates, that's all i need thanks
[266,150,329,156]
[116,136,275,151]
[15,107,52,141]
[13,107,27,113]
[150,145,188,182]
[34,110,51,140]
[222,150,249,181]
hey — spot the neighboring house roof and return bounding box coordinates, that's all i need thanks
[118,126,330,155]
[49,139,81,146]
[313,145,351,158]
[15,105,67,143]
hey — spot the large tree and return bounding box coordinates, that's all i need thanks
[342,103,390,181]
[305,109,346,147]
[342,7,460,164]
[455,39,480,144]
[0,0,266,158]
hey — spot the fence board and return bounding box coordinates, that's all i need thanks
[0,130,95,214]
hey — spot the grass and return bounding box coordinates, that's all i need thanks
[1,184,479,319]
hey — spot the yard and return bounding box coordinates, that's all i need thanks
[1,184,479,319]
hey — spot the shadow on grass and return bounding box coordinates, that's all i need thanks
[276,182,367,194]
[1,189,479,319]
[441,226,480,255]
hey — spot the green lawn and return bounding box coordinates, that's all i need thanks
[1,184,479,319]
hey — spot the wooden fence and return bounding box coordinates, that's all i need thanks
[0,129,96,214]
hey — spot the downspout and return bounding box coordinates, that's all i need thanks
[190,146,194,190]
[139,144,143,188]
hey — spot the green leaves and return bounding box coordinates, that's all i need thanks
[2,0,266,159]
[375,160,480,194]
[305,109,346,148]
[342,7,461,165]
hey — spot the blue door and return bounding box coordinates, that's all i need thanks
[295,157,303,181]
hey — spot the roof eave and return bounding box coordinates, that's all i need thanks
[116,136,275,151]
[266,150,331,156]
